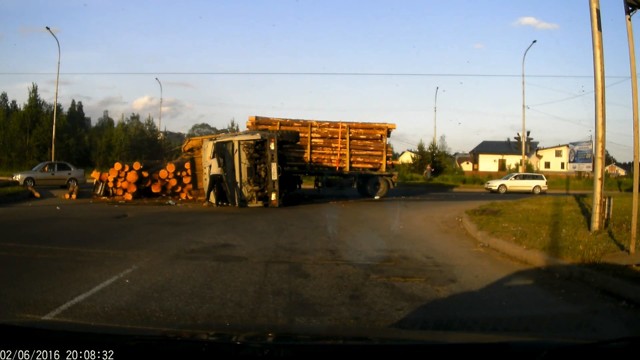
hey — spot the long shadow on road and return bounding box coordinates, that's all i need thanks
[282,184,497,207]
[392,264,640,342]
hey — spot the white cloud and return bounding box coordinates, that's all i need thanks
[513,17,559,30]
[473,43,485,49]
[132,95,157,112]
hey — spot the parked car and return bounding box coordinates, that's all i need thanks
[12,161,86,188]
[484,172,547,195]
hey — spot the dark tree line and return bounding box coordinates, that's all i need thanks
[0,84,182,171]
[410,136,455,177]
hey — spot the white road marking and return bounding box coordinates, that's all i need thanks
[42,265,138,320]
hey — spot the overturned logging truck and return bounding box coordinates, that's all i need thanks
[188,116,397,207]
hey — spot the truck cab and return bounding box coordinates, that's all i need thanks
[202,131,300,207]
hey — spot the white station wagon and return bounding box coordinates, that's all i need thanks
[484,172,548,195]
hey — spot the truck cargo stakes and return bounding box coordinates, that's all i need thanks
[91,116,398,207]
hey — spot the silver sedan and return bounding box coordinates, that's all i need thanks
[12,161,86,188]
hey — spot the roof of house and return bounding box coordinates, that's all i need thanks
[536,144,569,151]
[606,163,627,171]
[470,140,539,156]
[454,153,472,165]
[399,150,417,156]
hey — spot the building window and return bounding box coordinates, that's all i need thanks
[555,150,563,157]
[561,162,565,170]
[544,161,551,169]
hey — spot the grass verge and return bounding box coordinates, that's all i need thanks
[466,193,638,263]
[0,185,30,204]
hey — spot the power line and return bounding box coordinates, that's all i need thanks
[0,71,633,79]
[529,77,630,107]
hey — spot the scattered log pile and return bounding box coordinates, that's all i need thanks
[246,116,396,172]
[91,158,197,201]
[27,186,40,199]
[63,184,79,200]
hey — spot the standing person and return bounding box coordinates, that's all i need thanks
[204,151,226,206]
[424,164,432,180]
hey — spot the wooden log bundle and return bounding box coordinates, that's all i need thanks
[246,116,396,172]
[92,159,197,201]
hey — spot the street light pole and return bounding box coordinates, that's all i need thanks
[624,0,639,254]
[46,26,60,162]
[155,77,163,133]
[589,0,607,232]
[521,40,537,173]
[433,86,439,147]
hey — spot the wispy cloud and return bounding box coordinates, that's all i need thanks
[132,95,190,120]
[165,81,196,89]
[473,43,485,49]
[513,17,559,30]
[20,26,58,35]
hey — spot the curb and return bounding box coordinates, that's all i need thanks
[460,213,640,306]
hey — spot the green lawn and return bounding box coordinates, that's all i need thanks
[466,193,638,263]
[0,185,30,203]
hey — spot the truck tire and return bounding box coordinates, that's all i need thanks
[365,176,389,198]
[356,179,369,197]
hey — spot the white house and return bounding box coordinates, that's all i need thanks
[454,153,473,172]
[533,144,570,172]
[398,151,417,164]
[605,163,628,177]
[469,140,538,172]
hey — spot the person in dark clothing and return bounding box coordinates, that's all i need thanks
[204,154,227,206]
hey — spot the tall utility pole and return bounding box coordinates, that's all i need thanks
[521,40,537,173]
[155,77,163,133]
[590,0,607,232]
[433,86,439,147]
[624,0,640,254]
[46,26,60,162]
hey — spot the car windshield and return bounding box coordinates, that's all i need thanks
[31,163,46,172]
[2,0,640,355]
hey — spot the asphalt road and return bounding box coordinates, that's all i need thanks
[1,185,639,344]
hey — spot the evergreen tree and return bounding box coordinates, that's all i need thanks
[187,122,218,137]
[411,139,429,174]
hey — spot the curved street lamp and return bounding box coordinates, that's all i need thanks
[521,40,537,172]
[155,77,163,134]
[46,26,60,162]
[433,86,439,147]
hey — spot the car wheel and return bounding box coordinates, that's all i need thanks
[24,178,35,188]
[532,186,541,195]
[497,184,507,194]
[67,178,78,188]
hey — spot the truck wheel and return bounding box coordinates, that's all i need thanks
[356,180,369,196]
[366,176,389,198]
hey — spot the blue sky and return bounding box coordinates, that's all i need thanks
[1,0,639,162]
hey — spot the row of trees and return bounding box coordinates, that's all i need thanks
[407,136,456,177]
[0,84,238,172]
[2,83,460,177]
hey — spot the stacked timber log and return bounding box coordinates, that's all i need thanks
[246,116,396,172]
[91,159,197,201]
